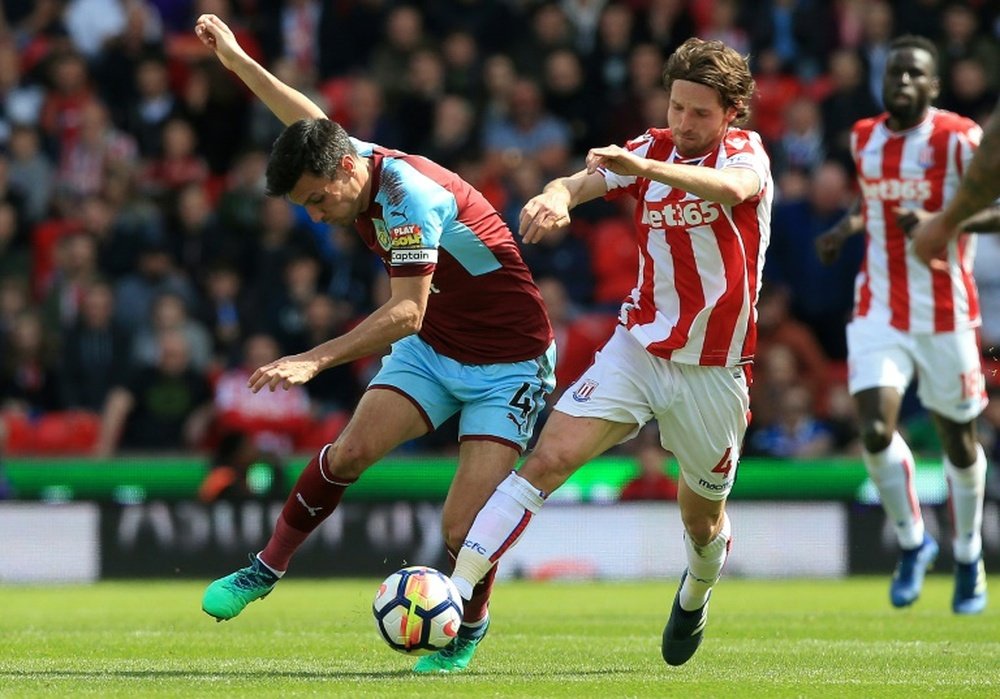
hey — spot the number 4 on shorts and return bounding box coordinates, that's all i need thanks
[711,447,733,478]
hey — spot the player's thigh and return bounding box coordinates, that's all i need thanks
[368,334,462,429]
[440,439,522,547]
[659,364,749,502]
[913,328,986,422]
[453,341,556,453]
[846,317,914,397]
[330,387,431,477]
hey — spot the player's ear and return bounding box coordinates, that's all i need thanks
[339,154,356,178]
[929,76,941,102]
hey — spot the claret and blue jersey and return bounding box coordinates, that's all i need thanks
[349,138,552,365]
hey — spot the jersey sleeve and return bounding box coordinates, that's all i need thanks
[603,131,655,200]
[720,132,768,197]
[377,159,457,278]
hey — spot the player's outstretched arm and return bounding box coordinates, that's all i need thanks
[587,144,759,206]
[248,275,433,393]
[194,13,325,126]
[520,169,606,244]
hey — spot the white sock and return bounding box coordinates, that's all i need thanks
[452,472,544,600]
[255,553,285,578]
[679,512,731,611]
[862,433,924,549]
[946,446,986,564]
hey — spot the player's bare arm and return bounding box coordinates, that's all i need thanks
[589,144,759,206]
[194,13,325,125]
[248,274,433,393]
[520,169,606,244]
[815,201,863,265]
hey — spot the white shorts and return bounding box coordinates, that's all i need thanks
[554,325,750,501]
[846,315,986,422]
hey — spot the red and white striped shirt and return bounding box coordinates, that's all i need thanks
[851,108,981,334]
[603,128,773,367]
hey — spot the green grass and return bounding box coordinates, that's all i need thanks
[1,576,998,698]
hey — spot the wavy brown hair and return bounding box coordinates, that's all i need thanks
[662,38,755,126]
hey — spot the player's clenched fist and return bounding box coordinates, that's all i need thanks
[194,13,246,72]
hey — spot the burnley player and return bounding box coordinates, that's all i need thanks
[194,14,555,673]
[815,35,993,614]
[451,38,771,666]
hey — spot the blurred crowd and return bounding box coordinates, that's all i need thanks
[2,0,1000,465]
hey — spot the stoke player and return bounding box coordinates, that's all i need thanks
[815,35,994,614]
[451,38,771,666]
[194,15,555,673]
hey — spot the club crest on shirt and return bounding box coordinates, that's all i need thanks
[918,145,934,169]
[572,379,599,402]
[373,219,391,251]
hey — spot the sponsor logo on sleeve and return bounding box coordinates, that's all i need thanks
[390,248,438,265]
[390,223,424,248]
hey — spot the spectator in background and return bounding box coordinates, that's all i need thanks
[0,310,60,415]
[0,202,28,283]
[772,97,825,176]
[749,384,834,458]
[543,49,600,157]
[0,37,45,135]
[139,117,209,201]
[940,58,997,124]
[96,328,213,456]
[0,278,30,349]
[213,333,312,456]
[483,77,571,182]
[40,231,102,334]
[200,262,249,366]
[7,125,54,224]
[113,240,200,335]
[511,4,575,81]
[820,49,881,171]
[343,75,401,150]
[215,148,268,239]
[750,48,803,149]
[602,42,666,147]
[54,100,138,204]
[440,30,482,101]
[858,0,894,109]
[369,5,428,109]
[264,252,323,354]
[644,0,697,58]
[619,423,679,501]
[131,291,213,372]
[166,182,236,282]
[767,161,862,358]
[397,48,446,153]
[125,53,179,158]
[59,280,130,411]
[586,3,636,106]
[938,3,999,94]
[420,94,479,172]
[517,206,594,307]
[247,57,327,151]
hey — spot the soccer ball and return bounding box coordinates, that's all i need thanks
[372,565,464,656]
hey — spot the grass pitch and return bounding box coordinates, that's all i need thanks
[2,576,998,698]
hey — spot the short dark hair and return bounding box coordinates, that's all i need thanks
[662,38,755,126]
[888,34,939,70]
[265,118,357,197]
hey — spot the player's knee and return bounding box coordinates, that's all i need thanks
[519,448,578,494]
[324,440,375,480]
[681,512,721,547]
[860,421,892,454]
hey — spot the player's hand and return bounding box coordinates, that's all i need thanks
[814,227,846,265]
[894,206,933,235]
[585,145,643,177]
[194,13,247,72]
[519,191,571,244]
[248,352,321,393]
[910,212,954,271]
